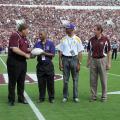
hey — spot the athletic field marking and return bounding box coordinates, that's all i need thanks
[27,73,63,81]
[107,91,120,95]
[3,74,8,83]
[0,57,46,120]
[82,66,120,77]
[107,73,120,77]
[98,91,120,95]
[82,66,120,95]
[0,73,63,85]
[24,92,45,120]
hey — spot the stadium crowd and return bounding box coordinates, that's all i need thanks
[0,5,120,52]
[0,0,120,6]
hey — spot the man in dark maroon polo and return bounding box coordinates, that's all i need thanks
[87,24,111,102]
[7,24,30,106]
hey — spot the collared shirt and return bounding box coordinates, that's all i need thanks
[112,42,119,49]
[34,39,55,63]
[58,35,84,56]
[8,32,29,61]
[87,35,111,58]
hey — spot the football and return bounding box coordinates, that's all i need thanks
[31,48,44,55]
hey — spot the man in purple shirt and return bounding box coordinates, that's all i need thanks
[34,31,55,103]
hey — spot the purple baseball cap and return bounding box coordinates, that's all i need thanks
[65,23,76,29]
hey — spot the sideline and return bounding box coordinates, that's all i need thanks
[0,57,46,120]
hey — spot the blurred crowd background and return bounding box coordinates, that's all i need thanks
[0,0,120,6]
[0,0,120,53]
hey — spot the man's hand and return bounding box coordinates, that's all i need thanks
[106,51,111,70]
[27,48,33,52]
[86,60,90,68]
[77,63,80,72]
[30,54,36,59]
[41,51,46,55]
[59,62,63,71]
[25,54,30,59]
[106,63,111,70]
[86,52,91,68]
[41,51,54,57]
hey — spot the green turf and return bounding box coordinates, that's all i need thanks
[0,54,120,120]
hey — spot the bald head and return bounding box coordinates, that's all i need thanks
[39,31,47,42]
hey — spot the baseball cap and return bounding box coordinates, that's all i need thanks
[65,23,76,29]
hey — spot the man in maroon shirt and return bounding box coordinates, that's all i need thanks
[87,24,111,102]
[7,24,30,106]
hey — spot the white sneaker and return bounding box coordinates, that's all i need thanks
[74,98,79,103]
[101,98,107,102]
[62,98,67,103]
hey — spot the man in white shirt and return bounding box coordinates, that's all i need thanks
[58,23,84,103]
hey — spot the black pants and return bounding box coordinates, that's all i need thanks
[37,62,54,100]
[7,57,27,102]
[112,49,117,60]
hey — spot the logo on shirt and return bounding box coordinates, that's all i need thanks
[46,46,50,50]
[100,42,104,45]
[25,41,28,44]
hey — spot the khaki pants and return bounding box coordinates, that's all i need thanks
[90,57,107,99]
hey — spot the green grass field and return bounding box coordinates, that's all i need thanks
[0,54,120,120]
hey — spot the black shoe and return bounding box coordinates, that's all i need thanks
[39,99,45,103]
[8,101,15,106]
[89,98,97,102]
[18,99,28,104]
[49,99,55,103]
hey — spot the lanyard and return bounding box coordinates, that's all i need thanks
[41,42,46,51]
[67,36,74,50]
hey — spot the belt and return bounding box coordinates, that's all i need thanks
[62,55,77,58]
[92,56,105,59]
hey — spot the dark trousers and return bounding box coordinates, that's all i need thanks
[112,49,117,60]
[7,57,27,102]
[37,62,54,100]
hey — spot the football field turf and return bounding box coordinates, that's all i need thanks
[0,54,120,120]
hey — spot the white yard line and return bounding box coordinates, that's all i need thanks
[82,66,120,77]
[0,57,46,120]
[24,92,45,120]
[3,74,8,83]
[81,66,120,95]
[107,91,120,95]
[107,73,120,77]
